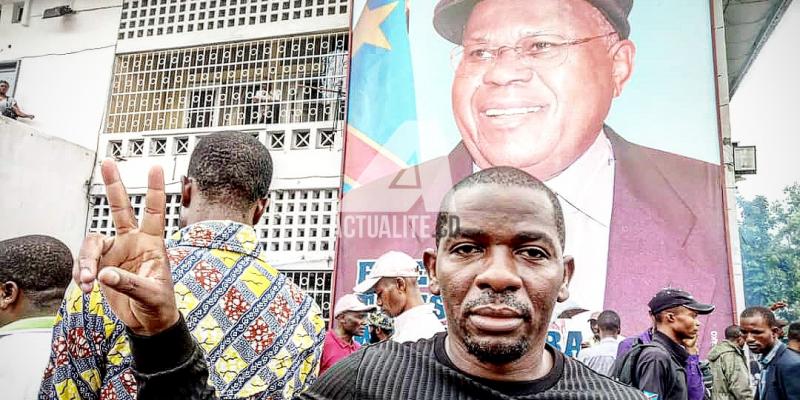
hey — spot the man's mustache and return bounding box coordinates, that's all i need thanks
[462,291,532,321]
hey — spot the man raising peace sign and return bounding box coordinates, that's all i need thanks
[40,132,326,400]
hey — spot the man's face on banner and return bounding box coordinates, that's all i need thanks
[451,0,634,179]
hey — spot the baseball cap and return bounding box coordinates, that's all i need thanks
[433,0,634,45]
[648,288,715,315]
[353,251,420,294]
[333,294,377,318]
[588,311,602,321]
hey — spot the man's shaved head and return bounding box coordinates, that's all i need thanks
[188,131,273,211]
[435,167,565,248]
[0,235,72,308]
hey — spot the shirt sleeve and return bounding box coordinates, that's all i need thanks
[297,350,365,400]
[319,336,335,375]
[617,338,634,358]
[776,355,800,398]
[685,354,706,400]
[129,316,218,400]
[720,353,754,400]
[291,308,326,393]
[38,284,110,400]
[577,347,589,363]
[635,350,670,398]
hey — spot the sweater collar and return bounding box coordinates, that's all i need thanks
[653,330,690,365]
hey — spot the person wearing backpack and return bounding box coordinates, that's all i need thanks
[612,288,715,400]
[619,325,711,400]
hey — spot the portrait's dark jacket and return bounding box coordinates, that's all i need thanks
[756,343,800,400]
[336,126,733,338]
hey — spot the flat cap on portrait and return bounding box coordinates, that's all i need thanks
[433,0,634,44]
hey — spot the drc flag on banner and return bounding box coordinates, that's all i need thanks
[344,0,418,192]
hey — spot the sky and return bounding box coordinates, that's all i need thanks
[729,1,800,201]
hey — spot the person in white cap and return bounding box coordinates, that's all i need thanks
[353,251,444,343]
[319,294,376,375]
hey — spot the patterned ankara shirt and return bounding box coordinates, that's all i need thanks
[39,220,326,400]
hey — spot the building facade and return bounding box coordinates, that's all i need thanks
[96,0,351,325]
[0,0,121,249]
[2,0,351,324]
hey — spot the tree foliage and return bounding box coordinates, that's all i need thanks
[738,183,800,321]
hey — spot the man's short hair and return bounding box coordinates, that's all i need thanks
[724,324,742,340]
[0,235,72,307]
[740,306,778,328]
[435,167,565,248]
[653,306,687,324]
[0,80,9,86]
[787,322,800,342]
[188,131,273,210]
[597,310,621,333]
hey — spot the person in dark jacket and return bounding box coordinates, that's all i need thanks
[84,166,651,399]
[632,288,715,400]
[740,307,800,400]
[618,324,708,400]
[788,322,800,354]
[708,325,754,400]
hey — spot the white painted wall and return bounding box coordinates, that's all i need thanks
[730,1,800,200]
[0,0,121,149]
[0,116,95,252]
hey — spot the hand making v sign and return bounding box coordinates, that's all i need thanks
[73,159,179,336]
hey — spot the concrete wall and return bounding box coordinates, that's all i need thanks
[712,0,747,319]
[0,116,95,252]
[0,0,121,149]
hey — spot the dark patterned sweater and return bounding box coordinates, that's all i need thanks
[131,319,648,400]
[297,332,649,400]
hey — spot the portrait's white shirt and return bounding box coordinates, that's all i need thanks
[391,303,445,343]
[473,131,615,314]
[545,132,615,313]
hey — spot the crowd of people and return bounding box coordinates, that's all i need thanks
[0,130,798,399]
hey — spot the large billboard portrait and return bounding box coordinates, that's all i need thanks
[336,0,733,352]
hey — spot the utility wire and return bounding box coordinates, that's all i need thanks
[17,44,117,60]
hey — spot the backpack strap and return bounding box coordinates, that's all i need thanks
[612,342,662,387]
[630,343,663,387]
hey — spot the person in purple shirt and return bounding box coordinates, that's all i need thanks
[617,322,706,399]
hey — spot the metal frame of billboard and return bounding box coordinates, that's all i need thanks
[709,0,747,321]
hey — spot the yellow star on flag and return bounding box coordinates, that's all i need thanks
[352,1,399,56]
